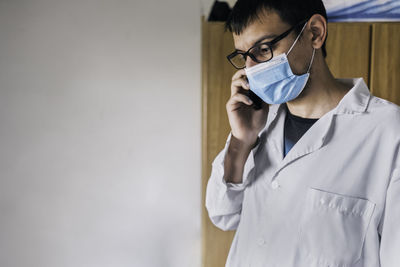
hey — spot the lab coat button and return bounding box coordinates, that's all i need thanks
[257,238,265,245]
[320,198,325,205]
[270,180,279,189]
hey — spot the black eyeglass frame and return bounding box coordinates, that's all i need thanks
[226,19,307,69]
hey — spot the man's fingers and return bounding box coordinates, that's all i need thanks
[231,78,250,96]
[231,69,246,81]
[226,93,253,110]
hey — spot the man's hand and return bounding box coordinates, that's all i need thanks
[223,69,269,184]
[226,69,269,147]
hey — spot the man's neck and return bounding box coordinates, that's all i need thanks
[285,55,352,119]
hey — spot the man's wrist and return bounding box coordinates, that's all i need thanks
[229,134,258,156]
[223,135,258,184]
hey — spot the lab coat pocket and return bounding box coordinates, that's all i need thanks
[298,188,375,267]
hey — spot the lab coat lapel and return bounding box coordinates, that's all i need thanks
[272,108,335,177]
[265,104,286,162]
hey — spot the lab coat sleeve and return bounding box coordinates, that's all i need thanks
[379,167,400,267]
[205,132,260,231]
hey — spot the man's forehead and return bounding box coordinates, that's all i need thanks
[232,11,289,51]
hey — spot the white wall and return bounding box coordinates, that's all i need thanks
[0,0,201,267]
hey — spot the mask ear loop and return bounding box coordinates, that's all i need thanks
[287,22,308,56]
[307,48,316,73]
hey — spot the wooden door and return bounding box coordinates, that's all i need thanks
[370,23,400,105]
[201,19,236,267]
[325,23,371,84]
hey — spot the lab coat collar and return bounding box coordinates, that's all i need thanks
[267,78,371,119]
[332,78,371,115]
[265,78,371,179]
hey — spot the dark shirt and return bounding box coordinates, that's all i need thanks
[284,104,319,157]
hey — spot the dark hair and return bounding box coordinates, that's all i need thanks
[225,0,328,57]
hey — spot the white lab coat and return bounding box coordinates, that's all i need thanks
[205,78,400,267]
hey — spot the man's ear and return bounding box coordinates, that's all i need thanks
[307,14,327,50]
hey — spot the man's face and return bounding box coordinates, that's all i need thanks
[233,9,311,75]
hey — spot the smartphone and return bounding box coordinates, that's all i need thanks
[246,89,263,110]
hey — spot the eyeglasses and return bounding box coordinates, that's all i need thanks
[226,20,307,69]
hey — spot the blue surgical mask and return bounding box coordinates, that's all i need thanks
[245,22,315,105]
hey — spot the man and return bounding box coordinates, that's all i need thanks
[205,0,400,266]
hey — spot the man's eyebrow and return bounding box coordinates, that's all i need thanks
[235,34,277,52]
[254,34,277,45]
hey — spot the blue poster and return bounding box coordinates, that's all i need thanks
[323,0,400,21]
